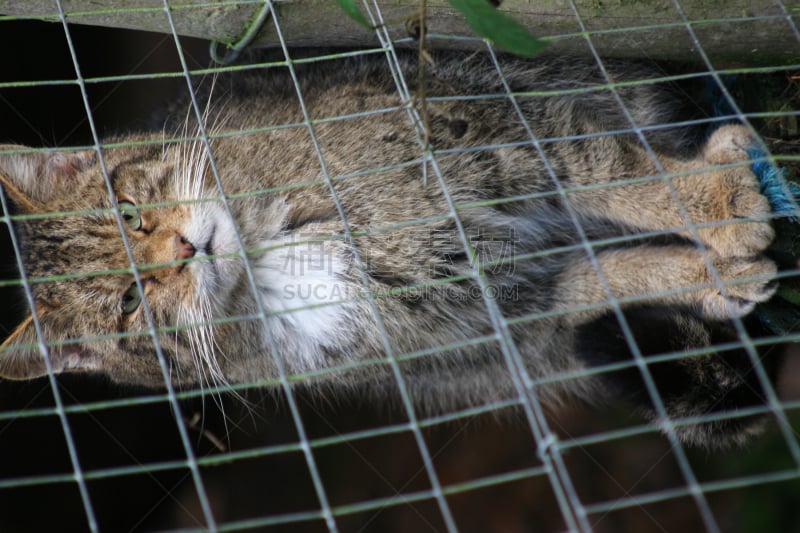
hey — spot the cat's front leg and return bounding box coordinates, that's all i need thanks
[674,124,775,258]
[566,125,774,259]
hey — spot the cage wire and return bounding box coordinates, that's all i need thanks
[0,0,799,532]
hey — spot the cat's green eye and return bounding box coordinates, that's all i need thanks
[121,283,142,315]
[118,200,142,231]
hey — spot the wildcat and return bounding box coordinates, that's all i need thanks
[0,51,785,448]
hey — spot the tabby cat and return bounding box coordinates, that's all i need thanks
[0,52,785,448]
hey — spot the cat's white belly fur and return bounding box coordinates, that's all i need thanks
[253,236,353,372]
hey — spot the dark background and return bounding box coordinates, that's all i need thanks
[0,16,799,533]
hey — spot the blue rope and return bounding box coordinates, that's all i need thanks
[707,76,800,222]
[749,147,800,222]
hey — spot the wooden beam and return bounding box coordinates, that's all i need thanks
[1,0,798,65]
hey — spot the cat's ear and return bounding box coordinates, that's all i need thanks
[0,312,102,380]
[0,145,97,212]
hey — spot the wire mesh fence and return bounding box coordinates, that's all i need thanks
[0,1,799,532]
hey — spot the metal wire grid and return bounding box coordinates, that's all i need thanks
[0,0,798,531]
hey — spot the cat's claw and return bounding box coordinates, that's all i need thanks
[701,256,778,320]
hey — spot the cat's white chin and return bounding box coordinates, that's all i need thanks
[184,203,242,301]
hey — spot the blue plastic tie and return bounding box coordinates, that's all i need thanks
[706,76,800,222]
[749,147,800,222]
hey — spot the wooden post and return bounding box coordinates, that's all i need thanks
[0,0,798,64]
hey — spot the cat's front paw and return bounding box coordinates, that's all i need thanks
[696,125,774,257]
[704,124,753,165]
[699,176,774,257]
[700,255,778,320]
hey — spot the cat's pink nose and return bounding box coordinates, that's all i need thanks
[175,235,196,272]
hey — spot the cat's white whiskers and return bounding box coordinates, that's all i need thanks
[177,267,239,388]
[176,281,246,434]
[162,77,246,425]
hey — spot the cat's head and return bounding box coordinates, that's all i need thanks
[0,143,244,388]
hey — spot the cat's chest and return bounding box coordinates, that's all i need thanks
[251,234,355,370]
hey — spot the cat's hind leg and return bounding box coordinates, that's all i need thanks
[574,304,783,449]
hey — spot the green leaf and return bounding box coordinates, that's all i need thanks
[336,0,372,29]
[447,0,546,56]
